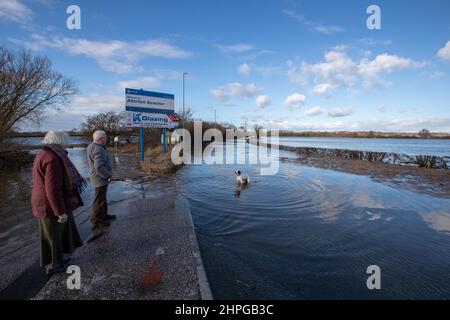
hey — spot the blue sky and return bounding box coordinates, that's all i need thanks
[1,0,450,132]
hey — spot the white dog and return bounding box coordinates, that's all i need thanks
[235,170,250,185]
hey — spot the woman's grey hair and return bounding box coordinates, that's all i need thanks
[93,130,107,143]
[42,131,69,147]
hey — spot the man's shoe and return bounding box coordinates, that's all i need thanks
[86,228,106,243]
[99,220,111,227]
[104,214,116,221]
[62,257,71,264]
[92,220,111,228]
[46,263,68,276]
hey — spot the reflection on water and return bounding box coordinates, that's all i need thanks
[0,147,176,260]
[1,141,450,299]
[270,136,450,157]
[0,167,35,257]
[421,212,450,234]
[9,136,88,146]
[234,183,249,198]
[179,142,450,299]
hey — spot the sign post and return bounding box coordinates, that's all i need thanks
[140,127,144,161]
[124,88,176,160]
[162,128,167,154]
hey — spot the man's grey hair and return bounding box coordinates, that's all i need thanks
[93,130,107,143]
[42,131,69,147]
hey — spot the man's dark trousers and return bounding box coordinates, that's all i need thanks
[91,184,108,230]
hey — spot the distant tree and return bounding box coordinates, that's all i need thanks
[419,128,431,136]
[253,124,264,140]
[0,47,77,142]
[178,107,193,126]
[81,111,125,143]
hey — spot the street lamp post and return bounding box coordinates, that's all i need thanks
[183,72,188,127]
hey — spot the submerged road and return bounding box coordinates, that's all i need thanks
[0,188,211,300]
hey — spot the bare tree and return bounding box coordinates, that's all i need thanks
[81,111,128,144]
[254,124,264,140]
[178,107,193,126]
[0,47,77,141]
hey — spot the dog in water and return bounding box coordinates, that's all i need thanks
[235,170,250,185]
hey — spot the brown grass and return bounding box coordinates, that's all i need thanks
[138,145,181,179]
[0,143,35,170]
[111,143,182,180]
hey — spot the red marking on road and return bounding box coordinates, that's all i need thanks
[140,261,165,289]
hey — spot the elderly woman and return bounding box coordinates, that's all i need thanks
[31,131,85,275]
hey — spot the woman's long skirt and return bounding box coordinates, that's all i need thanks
[38,212,83,267]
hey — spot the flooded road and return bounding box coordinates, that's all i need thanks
[271,137,450,157]
[179,143,450,299]
[0,147,176,260]
[1,142,450,299]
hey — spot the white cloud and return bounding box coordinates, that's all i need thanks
[358,53,424,87]
[215,43,254,54]
[289,48,424,91]
[304,106,324,116]
[283,93,306,108]
[256,95,271,108]
[0,0,32,24]
[214,44,273,61]
[288,50,358,87]
[379,117,450,132]
[256,116,450,132]
[68,93,123,115]
[149,69,184,80]
[211,82,262,101]
[21,111,87,132]
[116,77,161,91]
[254,64,285,76]
[240,49,275,61]
[22,92,122,130]
[429,71,446,79]
[133,40,191,58]
[310,83,333,95]
[328,107,353,117]
[313,25,344,34]
[358,38,392,46]
[238,63,251,76]
[12,34,191,74]
[437,41,450,61]
[376,105,386,113]
[283,9,344,35]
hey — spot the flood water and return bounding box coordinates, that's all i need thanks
[9,136,89,146]
[1,142,450,299]
[179,142,450,299]
[270,137,450,157]
[0,147,174,261]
